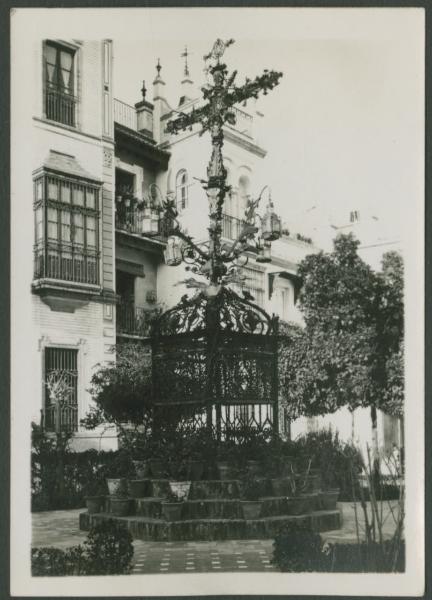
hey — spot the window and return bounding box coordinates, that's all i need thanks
[232,266,265,307]
[33,171,100,285]
[45,41,76,126]
[350,210,360,223]
[281,288,290,320]
[176,170,189,210]
[43,347,78,432]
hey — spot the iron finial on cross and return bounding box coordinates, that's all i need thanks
[204,38,235,63]
[181,45,190,77]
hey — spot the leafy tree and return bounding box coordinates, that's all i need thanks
[81,343,153,441]
[279,234,404,460]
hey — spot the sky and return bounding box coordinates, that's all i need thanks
[110,7,424,248]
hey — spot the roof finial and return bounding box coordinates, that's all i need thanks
[141,79,147,100]
[181,45,190,78]
[156,58,162,77]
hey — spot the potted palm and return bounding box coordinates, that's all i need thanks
[161,490,184,521]
[239,472,263,520]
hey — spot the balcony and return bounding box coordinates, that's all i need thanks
[116,302,158,338]
[221,213,248,241]
[230,106,253,138]
[114,98,137,130]
[41,403,78,433]
[45,89,77,127]
[115,201,171,241]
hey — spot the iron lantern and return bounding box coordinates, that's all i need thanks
[150,207,160,235]
[164,236,183,266]
[261,201,282,241]
[256,239,271,263]
[141,205,153,235]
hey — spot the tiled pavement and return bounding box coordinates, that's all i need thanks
[32,502,400,574]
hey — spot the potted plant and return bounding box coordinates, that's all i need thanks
[127,478,149,499]
[216,440,238,480]
[184,430,213,480]
[106,454,130,498]
[146,437,169,479]
[169,480,191,500]
[132,458,150,479]
[161,490,184,521]
[285,461,317,515]
[239,472,263,520]
[83,477,107,514]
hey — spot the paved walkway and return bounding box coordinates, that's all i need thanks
[32,502,400,574]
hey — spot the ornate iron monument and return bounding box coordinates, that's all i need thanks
[148,39,283,436]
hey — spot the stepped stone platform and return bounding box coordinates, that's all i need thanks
[79,477,342,542]
[80,510,341,542]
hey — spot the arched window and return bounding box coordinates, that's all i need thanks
[176,170,188,210]
[238,174,251,217]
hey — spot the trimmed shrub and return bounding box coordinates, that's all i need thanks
[31,520,133,576]
[272,521,327,572]
[84,520,134,575]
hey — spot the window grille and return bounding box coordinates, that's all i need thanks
[45,41,76,127]
[43,347,78,432]
[33,172,100,285]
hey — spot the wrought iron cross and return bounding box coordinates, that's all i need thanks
[166,39,282,285]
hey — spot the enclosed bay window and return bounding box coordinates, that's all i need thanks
[44,41,76,127]
[33,170,100,286]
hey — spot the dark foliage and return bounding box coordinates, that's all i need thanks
[272,523,405,573]
[83,520,134,575]
[31,520,133,576]
[82,343,153,430]
[31,434,126,511]
[272,522,325,572]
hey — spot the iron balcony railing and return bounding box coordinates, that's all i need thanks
[34,246,100,286]
[221,213,248,241]
[46,89,77,127]
[115,203,172,240]
[41,403,78,433]
[230,106,253,137]
[114,98,137,130]
[116,303,155,337]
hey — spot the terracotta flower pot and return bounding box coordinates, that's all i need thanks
[128,479,148,498]
[320,489,340,510]
[132,460,150,479]
[169,480,191,501]
[241,500,262,520]
[110,497,131,517]
[149,459,168,479]
[161,502,183,521]
[106,478,128,497]
[85,496,104,514]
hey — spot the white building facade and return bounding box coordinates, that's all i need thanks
[16,39,400,454]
